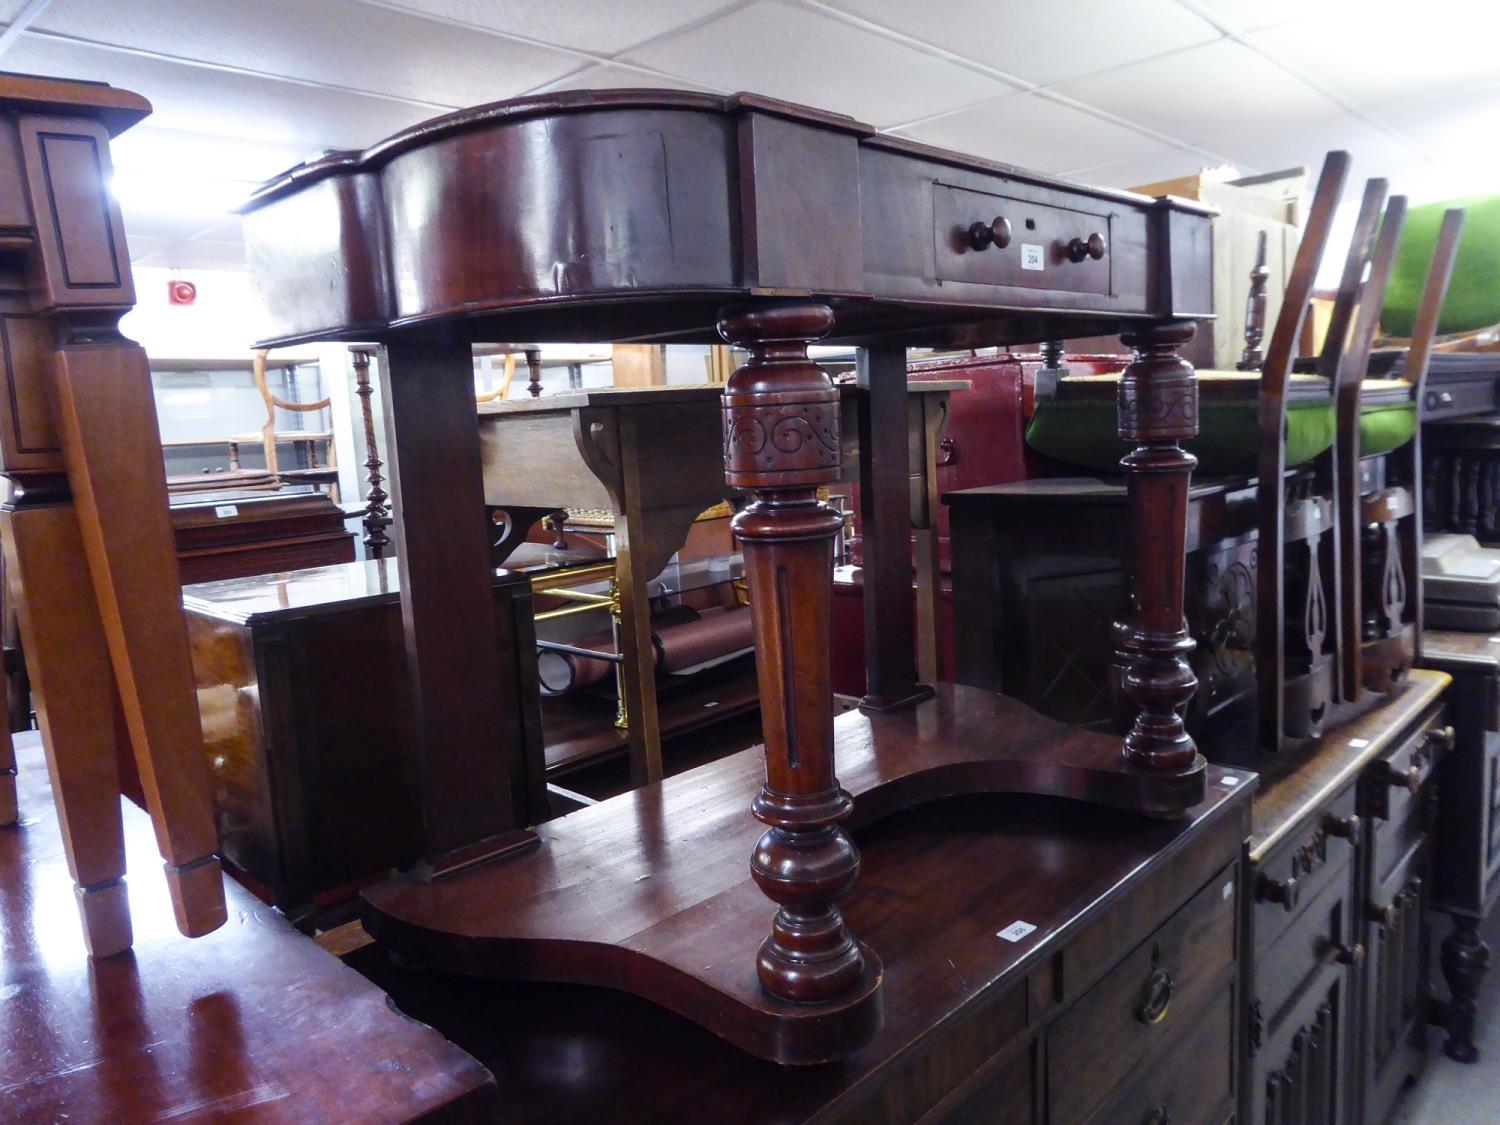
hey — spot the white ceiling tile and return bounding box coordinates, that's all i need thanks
[3,35,430,149]
[1065,147,1226,191]
[190,218,245,244]
[892,93,1169,174]
[620,0,1019,128]
[538,62,722,95]
[1051,39,1340,148]
[132,239,249,271]
[374,0,739,55]
[1372,87,1500,201]
[110,125,314,184]
[31,0,579,108]
[1212,112,1430,186]
[1245,1,1500,110]
[1181,0,1305,33]
[0,0,28,23]
[820,0,1221,86]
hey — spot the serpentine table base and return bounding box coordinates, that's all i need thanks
[362,683,1208,1064]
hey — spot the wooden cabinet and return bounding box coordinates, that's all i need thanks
[182,559,544,922]
[1242,674,1448,1124]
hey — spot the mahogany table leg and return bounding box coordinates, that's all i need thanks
[1,489,132,955]
[0,681,12,826]
[1440,914,1490,1063]
[855,345,933,712]
[380,337,541,868]
[1115,323,1203,775]
[51,340,226,938]
[720,303,877,1006]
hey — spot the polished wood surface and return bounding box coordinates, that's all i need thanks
[0,731,497,1121]
[0,73,225,947]
[359,763,1249,1121]
[364,682,1225,1064]
[242,87,1212,1059]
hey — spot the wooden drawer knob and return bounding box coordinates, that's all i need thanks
[1256,873,1300,912]
[1067,232,1106,262]
[1388,764,1422,794]
[1334,942,1365,968]
[1370,901,1397,928]
[1428,725,1456,753]
[966,216,1013,251]
[1135,966,1175,1024]
[1323,812,1361,846]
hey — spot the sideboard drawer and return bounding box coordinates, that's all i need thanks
[1083,984,1235,1125]
[1364,716,1446,884]
[933,183,1113,296]
[1253,860,1355,1032]
[1048,866,1236,1123]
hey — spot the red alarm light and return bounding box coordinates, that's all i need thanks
[168,279,197,305]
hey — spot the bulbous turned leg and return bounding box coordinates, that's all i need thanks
[1441,915,1490,1063]
[1115,322,1204,781]
[719,302,874,1006]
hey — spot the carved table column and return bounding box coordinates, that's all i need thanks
[1116,322,1202,773]
[719,303,877,1005]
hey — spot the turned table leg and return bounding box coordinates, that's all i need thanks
[720,303,873,1003]
[1116,322,1202,774]
[1441,915,1490,1063]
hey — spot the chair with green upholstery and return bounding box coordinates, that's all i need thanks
[1025,152,1379,752]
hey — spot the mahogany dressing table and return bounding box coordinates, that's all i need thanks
[240,89,1215,1064]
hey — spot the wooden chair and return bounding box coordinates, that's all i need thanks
[1338,208,1466,695]
[246,349,339,497]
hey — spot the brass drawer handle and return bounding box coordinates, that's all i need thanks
[1136,967,1175,1024]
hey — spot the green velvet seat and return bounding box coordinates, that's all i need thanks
[1382,193,1500,338]
[1025,372,1416,476]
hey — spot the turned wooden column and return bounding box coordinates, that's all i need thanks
[1115,322,1201,772]
[350,347,392,557]
[719,303,870,1002]
[1441,915,1490,1063]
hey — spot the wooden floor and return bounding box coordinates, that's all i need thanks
[0,733,496,1122]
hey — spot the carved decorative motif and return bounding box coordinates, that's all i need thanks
[716,302,874,1010]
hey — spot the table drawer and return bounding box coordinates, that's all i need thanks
[1048,867,1236,1123]
[1084,985,1235,1125]
[933,183,1112,296]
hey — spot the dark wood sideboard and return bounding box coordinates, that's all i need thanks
[1242,669,1448,1125]
[357,738,1254,1125]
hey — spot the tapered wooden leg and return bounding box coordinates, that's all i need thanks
[0,639,13,825]
[614,507,664,787]
[1441,915,1489,1063]
[50,339,226,938]
[1115,323,1203,775]
[720,303,878,1007]
[1,491,132,956]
